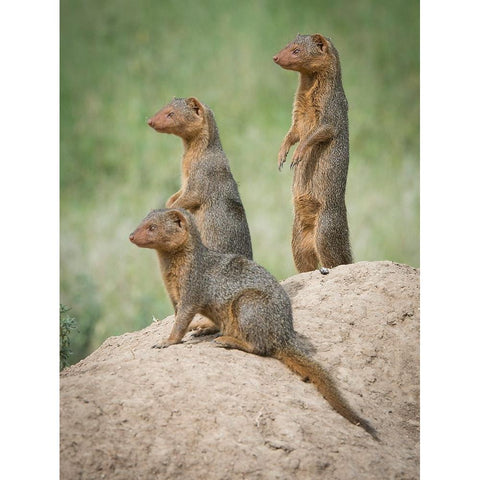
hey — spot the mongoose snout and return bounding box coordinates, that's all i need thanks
[147,116,163,131]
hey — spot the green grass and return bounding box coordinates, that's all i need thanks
[60,0,419,363]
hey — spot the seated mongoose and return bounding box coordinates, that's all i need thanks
[148,96,253,334]
[273,33,353,272]
[129,208,378,440]
[147,97,253,260]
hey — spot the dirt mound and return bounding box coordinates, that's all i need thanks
[60,260,419,480]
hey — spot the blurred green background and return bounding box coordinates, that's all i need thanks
[60,0,419,364]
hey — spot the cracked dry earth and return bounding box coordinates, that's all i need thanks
[60,260,420,480]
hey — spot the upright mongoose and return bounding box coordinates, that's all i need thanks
[273,33,353,272]
[147,96,253,260]
[129,208,378,440]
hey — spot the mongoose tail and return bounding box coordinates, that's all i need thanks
[274,346,379,441]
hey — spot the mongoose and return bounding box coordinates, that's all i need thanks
[129,208,378,440]
[147,97,253,260]
[273,33,353,272]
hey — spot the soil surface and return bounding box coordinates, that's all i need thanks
[60,260,420,480]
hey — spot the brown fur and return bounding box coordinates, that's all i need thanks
[274,34,353,271]
[148,97,253,335]
[147,97,253,260]
[130,208,378,440]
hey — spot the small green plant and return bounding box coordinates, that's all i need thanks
[60,304,78,370]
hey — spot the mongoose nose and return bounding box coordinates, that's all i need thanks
[273,56,279,63]
[129,233,135,242]
[147,118,154,127]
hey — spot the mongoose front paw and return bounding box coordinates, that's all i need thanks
[290,152,303,169]
[190,327,220,337]
[152,340,174,349]
[277,147,289,171]
[290,144,311,169]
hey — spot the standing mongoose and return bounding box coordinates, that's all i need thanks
[129,208,378,440]
[147,96,253,260]
[273,33,353,272]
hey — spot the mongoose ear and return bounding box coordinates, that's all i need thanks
[311,34,328,53]
[186,97,204,116]
[168,209,187,229]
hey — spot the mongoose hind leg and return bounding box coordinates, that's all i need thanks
[217,290,275,356]
[213,336,257,354]
[292,197,322,272]
[315,208,352,268]
[292,218,320,272]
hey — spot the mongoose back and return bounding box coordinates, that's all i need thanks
[147,97,253,260]
[273,33,353,272]
[130,208,378,440]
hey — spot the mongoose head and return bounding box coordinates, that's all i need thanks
[129,208,195,252]
[147,97,208,139]
[273,34,339,75]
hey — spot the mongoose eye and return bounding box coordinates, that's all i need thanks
[292,48,300,54]
[148,224,157,231]
[166,112,174,118]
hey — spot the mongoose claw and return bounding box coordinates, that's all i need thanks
[290,150,303,169]
[291,143,310,168]
[290,157,301,169]
[278,146,289,171]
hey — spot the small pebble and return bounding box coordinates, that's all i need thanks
[319,267,330,275]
